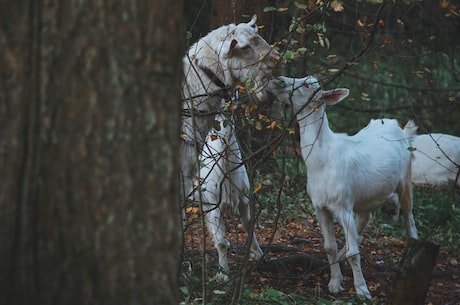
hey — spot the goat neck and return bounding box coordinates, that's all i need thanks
[296,101,334,167]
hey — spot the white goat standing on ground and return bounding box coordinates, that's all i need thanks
[193,112,263,281]
[268,76,418,299]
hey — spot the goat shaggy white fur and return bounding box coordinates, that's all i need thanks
[268,76,418,299]
[180,15,282,202]
[181,16,279,279]
[193,113,263,281]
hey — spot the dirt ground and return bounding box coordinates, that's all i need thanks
[184,214,460,304]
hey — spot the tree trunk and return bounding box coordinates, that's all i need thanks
[0,1,183,305]
[390,238,440,305]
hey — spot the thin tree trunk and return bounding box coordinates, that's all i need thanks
[0,1,183,305]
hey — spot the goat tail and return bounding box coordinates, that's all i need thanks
[403,120,418,138]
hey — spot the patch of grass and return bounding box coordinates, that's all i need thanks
[254,154,312,223]
[239,287,379,305]
[373,187,460,248]
[412,188,460,248]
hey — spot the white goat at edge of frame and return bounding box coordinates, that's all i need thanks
[180,15,283,204]
[404,120,460,189]
[386,121,460,219]
[268,76,418,299]
[192,112,263,281]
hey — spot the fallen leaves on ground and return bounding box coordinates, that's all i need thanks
[183,214,460,304]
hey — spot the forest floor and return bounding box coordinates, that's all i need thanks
[183,213,460,305]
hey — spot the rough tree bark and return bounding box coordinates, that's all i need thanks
[0,1,183,305]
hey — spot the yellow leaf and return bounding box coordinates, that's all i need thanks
[258,113,269,122]
[185,207,200,214]
[277,7,289,12]
[253,184,262,193]
[248,102,258,112]
[357,19,366,28]
[267,121,278,129]
[210,134,218,141]
[255,121,262,130]
[440,0,449,9]
[330,0,344,12]
[328,68,340,73]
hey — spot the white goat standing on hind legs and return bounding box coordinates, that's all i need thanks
[180,15,283,202]
[181,15,280,279]
[268,76,418,299]
[193,112,263,281]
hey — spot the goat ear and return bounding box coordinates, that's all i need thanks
[228,39,238,54]
[319,88,349,105]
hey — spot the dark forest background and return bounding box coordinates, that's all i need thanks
[186,0,459,136]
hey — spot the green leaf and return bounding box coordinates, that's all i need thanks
[294,1,309,10]
[263,6,276,12]
[180,286,189,296]
[284,50,296,61]
[213,289,226,295]
[297,47,308,54]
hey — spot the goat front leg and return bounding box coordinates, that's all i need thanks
[204,204,230,281]
[238,196,263,260]
[336,209,371,299]
[315,207,344,294]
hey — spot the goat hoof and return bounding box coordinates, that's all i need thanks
[215,272,229,282]
[250,249,263,261]
[328,281,345,294]
[355,285,372,300]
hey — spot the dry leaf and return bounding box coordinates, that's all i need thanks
[330,0,344,12]
[253,184,262,193]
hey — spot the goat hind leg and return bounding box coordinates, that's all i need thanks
[397,177,418,239]
[238,196,263,260]
[336,210,371,299]
[388,192,401,221]
[204,205,230,281]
